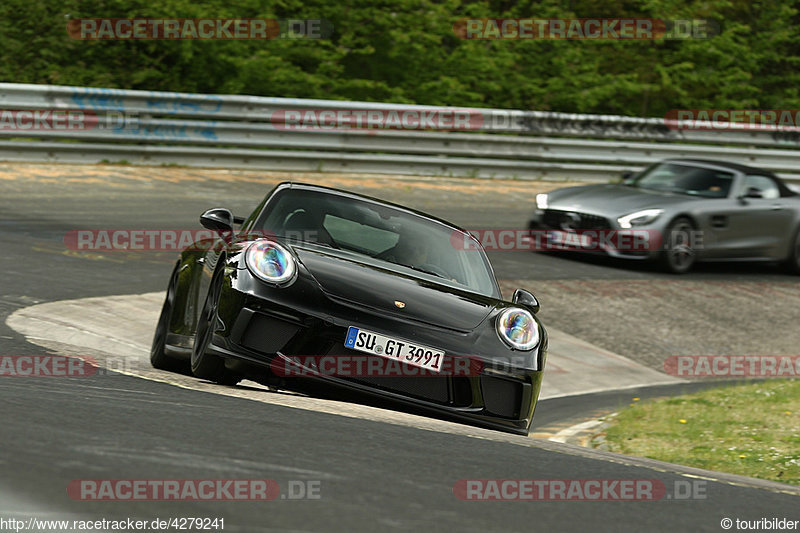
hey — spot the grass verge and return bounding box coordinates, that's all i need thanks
[593,380,800,485]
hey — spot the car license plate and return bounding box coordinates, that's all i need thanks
[547,230,592,248]
[344,326,445,373]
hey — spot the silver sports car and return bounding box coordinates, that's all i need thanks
[528,159,800,273]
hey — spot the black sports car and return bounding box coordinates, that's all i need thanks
[151,183,547,434]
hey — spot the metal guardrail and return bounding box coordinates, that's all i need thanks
[1,83,799,183]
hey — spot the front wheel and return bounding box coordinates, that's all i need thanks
[151,264,190,374]
[659,217,697,274]
[784,225,800,275]
[191,269,241,385]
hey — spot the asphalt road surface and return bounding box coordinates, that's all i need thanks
[1,165,798,532]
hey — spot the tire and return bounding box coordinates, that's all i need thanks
[150,264,190,373]
[659,217,697,274]
[784,225,800,275]
[191,268,241,385]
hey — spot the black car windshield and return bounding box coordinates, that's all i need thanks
[255,188,499,297]
[627,163,734,198]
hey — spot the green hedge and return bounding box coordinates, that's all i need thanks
[2,0,799,116]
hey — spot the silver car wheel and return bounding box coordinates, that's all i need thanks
[794,230,800,268]
[666,220,696,272]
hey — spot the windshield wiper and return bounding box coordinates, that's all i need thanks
[282,237,340,250]
[399,263,447,279]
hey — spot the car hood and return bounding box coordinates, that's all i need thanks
[547,184,697,216]
[292,246,496,331]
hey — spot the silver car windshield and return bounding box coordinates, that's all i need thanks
[256,188,499,297]
[628,163,734,198]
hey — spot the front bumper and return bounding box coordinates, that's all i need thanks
[209,277,546,435]
[528,210,659,260]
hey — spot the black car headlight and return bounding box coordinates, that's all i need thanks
[245,240,296,285]
[496,308,540,351]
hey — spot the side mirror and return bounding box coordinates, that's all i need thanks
[744,187,763,199]
[512,288,540,314]
[200,208,235,234]
[737,187,763,204]
[620,170,634,181]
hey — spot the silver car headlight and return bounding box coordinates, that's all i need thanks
[535,193,549,210]
[617,209,663,229]
[496,308,540,351]
[245,240,296,285]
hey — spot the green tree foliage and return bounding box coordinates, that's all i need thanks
[1,0,798,116]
